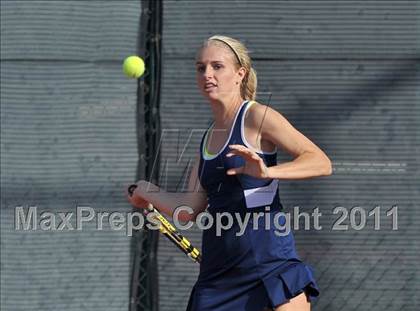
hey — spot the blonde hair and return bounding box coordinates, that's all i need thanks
[202,35,257,101]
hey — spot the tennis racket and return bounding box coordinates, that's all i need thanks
[128,184,201,263]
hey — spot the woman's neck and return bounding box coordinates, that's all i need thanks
[210,96,245,129]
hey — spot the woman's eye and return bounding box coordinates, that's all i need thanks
[213,64,222,70]
[196,66,205,73]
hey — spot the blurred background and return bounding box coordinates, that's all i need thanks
[1,1,419,310]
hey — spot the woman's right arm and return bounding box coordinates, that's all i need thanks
[126,155,208,222]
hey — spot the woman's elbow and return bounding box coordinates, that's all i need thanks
[320,155,333,176]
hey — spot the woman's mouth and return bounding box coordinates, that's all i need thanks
[204,83,217,92]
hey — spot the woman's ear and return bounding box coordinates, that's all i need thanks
[237,67,247,82]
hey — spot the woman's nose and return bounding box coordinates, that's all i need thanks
[203,66,213,78]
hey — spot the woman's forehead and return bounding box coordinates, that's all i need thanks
[196,44,234,63]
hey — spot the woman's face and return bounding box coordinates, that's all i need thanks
[195,44,244,102]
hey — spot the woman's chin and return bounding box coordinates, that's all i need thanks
[202,91,220,101]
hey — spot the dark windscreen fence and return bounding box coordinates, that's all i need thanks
[1,1,142,310]
[1,1,419,311]
[157,1,419,311]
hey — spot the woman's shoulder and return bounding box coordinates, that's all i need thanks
[242,100,279,153]
[244,100,285,128]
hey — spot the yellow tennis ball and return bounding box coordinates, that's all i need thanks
[123,56,145,79]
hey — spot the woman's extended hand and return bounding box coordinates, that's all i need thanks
[125,180,152,209]
[226,144,270,179]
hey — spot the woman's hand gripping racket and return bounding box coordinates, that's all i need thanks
[127,184,201,264]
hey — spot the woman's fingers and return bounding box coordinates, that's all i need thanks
[226,145,269,178]
[131,195,149,209]
[227,145,259,160]
[226,166,244,175]
[125,183,149,209]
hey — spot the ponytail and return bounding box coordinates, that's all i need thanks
[242,67,257,101]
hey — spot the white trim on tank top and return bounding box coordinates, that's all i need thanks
[202,100,249,160]
[241,101,277,155]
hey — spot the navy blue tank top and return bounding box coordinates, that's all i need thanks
[198,100,281,214]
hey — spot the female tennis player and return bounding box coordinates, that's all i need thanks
[127,35,332,311]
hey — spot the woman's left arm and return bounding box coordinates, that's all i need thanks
[227,104,332,180]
